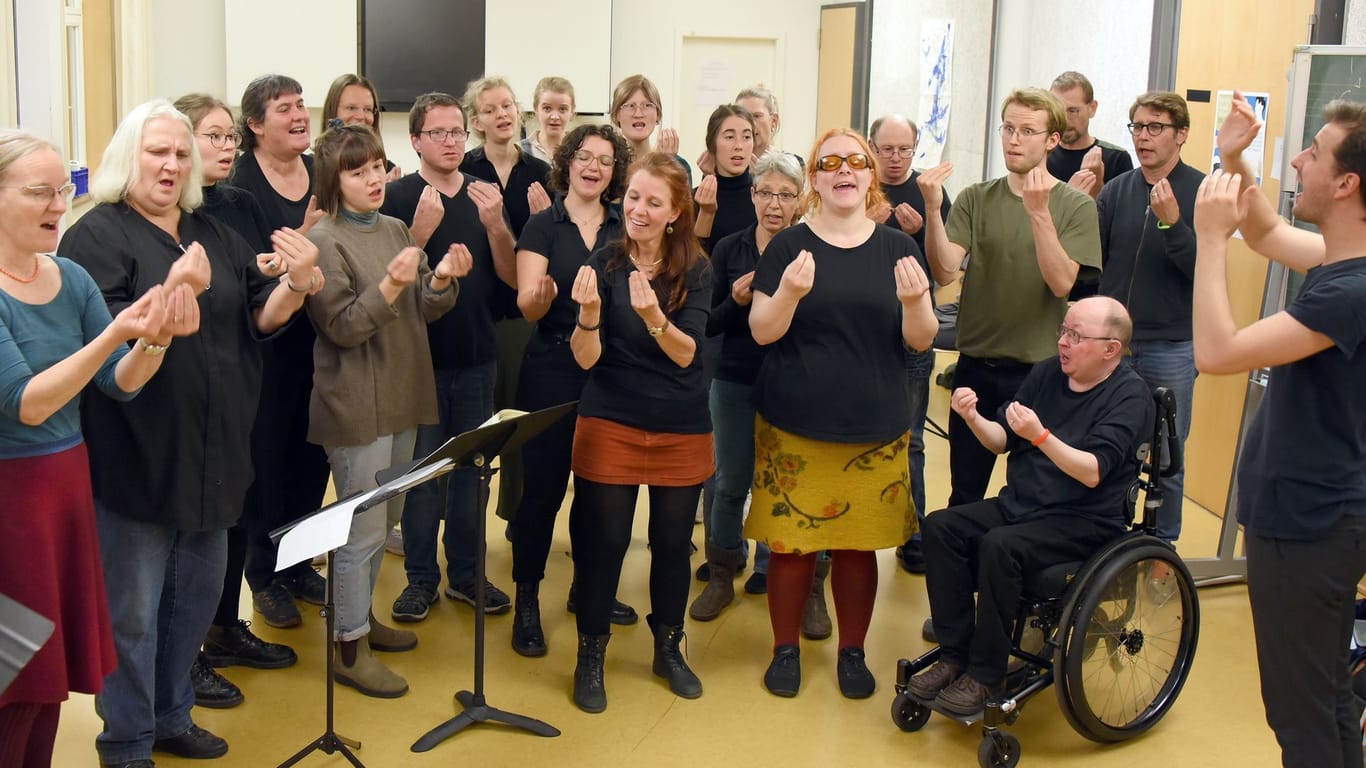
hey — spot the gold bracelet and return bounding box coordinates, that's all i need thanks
[137,338,169,356]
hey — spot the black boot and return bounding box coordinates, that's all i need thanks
[647,614,702,699]
[573,633,611,713]
[512,582,547,657]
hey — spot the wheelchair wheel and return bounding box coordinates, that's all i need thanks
[977,730,1021,768]
[890,693,931,732]
[1054,538,1199,743]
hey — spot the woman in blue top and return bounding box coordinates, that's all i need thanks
[0,129,179,767]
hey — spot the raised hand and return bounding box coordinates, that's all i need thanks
[527,182,552,215]
[916,161,954,209]
[167,241,212,295]
[657,128,680,156]
[113,284,169,342]
[434,243,474,280]
[468,181,507,231]
[695,175,718,212]
[1021,167,1051,214]
[778,249,815,300]
[1149,178,1180,226]
[1067,169,1099,196]
[256,252,286,278]
[163,283,201,338]
[272,227,320,291]
[386,164,404,183]
[386,246,423,287]
[1195,170,1253,242]
[1217,89,1263,159]
[570,264,601,318]
[1081,145,1106,187]
[411,185,446,243]
[892,202,925,234]
[298,195,326,235]
[731,270,755,306]
[530,274,558,306]
[894,255,930,304]
[950,387,980,421]
[1004,401,1044,442]
[627,269,665,324]
[695,149,715,176]
[866,198,892,225]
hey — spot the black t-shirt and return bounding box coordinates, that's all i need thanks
[382,172,502,369]
[458,146,551,239]
[576,246,713,434]
[516,195,623,340]
[699,170,757,255]
[707,226,767,386]
[752,223,919,442]
[62,203,277,530]
[996,358,1154,526]
[880,170,952,261]
[1046,139,1134,187]
[1238,257,1366,540]
[201,183,272,254]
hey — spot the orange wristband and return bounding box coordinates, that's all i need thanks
[1031,429,1050,447]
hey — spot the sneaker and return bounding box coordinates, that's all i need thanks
[252,581,301,629]
[836,647,876,699]
[445,580,511,614]
[282,569,327,606]
[743,571,768,595]
[935,673,1002,716]
[191,653,243,709]
[897,538,927,574]
[763,644,801,697]
[153,724,228,759]
[203,620,297,669]
[392,583,439,623]
[385,527,405,556]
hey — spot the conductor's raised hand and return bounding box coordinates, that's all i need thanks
[950,387,980,421]
[570,265,600,312]
[386,246,423,287]
[894,255,930,304]
[434,243,474,280]
[916,161,954,209]
[777,249,815,301]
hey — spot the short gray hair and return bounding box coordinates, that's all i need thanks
[736,84,778,115]
[0,130,59,183]
[92,99,204,211]
[751,150,803,192]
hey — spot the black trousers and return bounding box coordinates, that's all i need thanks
[922,499,1120,684]
[510,334,587,584]
[946,355,1032,507]
[1247,514,1366,768]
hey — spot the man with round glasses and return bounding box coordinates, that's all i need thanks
[1095,90,1202,546]
[918,87,1102,511]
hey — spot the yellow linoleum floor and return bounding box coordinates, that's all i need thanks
[53,360,1279,768]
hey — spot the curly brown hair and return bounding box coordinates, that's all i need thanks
[550,124,630,203]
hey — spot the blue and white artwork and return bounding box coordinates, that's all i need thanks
[916,19,953,168]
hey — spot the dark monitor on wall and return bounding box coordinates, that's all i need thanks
[360,0,486,113]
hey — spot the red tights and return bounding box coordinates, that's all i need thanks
[766,549,879,649]
[0,701,60,768]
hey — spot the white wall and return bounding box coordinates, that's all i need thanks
[986,0,1153,178]
[868,0,996,193]
[151,0,226,101]
[13,0,63,151]
[1347,0,1366,43]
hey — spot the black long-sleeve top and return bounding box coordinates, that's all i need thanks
[706,226,766,386]
[698,170,757,255]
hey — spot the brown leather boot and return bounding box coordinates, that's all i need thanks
[688,544,744,621]
[367,612,418,652]
[334,637,409,698]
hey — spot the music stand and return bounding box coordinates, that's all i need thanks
[410,401,578,753]
[268,460,456,767]
[0,591,54,699]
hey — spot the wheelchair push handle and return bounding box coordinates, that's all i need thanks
[1152,387,1183,478]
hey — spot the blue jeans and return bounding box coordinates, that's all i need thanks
[905,350,934,542]
[1128,340,1195,542]
[93,506,227,764]
[402,362,496,588]
[327,430,417,640]
[706,379,768,572]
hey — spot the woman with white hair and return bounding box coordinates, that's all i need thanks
[57,98,316,767]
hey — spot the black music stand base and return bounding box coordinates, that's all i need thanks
[412,689,559,751]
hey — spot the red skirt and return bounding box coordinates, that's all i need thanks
[0,443,116,705]
[571,416,714,486]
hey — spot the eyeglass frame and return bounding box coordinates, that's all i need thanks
[618,101,658,114]
[1126,121,1177,137]
[998,124,1051,140]
[572,150,615,169]
[419,129,470,144]
[815,153,871,172]
[753,189,800,203]
[1057,323,1118,345]
[873,144,917,159]
[196,131,243,149]
[1,183,78,203]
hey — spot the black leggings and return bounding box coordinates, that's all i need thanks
[568,476,700,635]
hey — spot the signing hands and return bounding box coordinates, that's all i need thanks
[166,241,212,296]
[272,228,323,295]
[777,249,815,301]
[695,175,718,212]
[434,243,474,281]
[410,185,446,245]
[1217,89,1263,159]
[1149,179,1181,226]
[468,181,508,232]
[571,265,601,330]
[386,246,423,288]
[894,255,931,305]
[628,270,667,327]
[731,271,756,306]
[892,203,925,234]
[1022,167,1052,214]
[527,182,552,216]
[916,161,953,210]
[111,285,174,345]
[1194,170,1254,242]
[657,128,680,157]
[298,195,326,236]
[1003,401,1045,444]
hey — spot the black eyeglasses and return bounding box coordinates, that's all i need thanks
[815,153,870,172]
[1057,324,1118,345]
[1127,122,1175,137]
[197,132,242,149]
[420,129,469,143]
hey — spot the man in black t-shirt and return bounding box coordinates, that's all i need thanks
[909,297,1153,716]
[1047,71,1135,200]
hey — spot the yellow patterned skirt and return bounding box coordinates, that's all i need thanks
[744,414,915,555]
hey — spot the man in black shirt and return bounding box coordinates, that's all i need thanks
[383,93,518,621]
[870,113,951,573]
[1097,91,1202,544]
[909,297,1153,716]
[1047,71,1135,199]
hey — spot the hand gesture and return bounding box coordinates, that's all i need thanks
[1022,167,1051,214]
[731,271,755,306]
[256,252,286,278]
[695,149,715,176]
[386,246,423,287]
[303,266,325,296]
[163,283,201,339]
[167,241,212,295]
[892,202,925,234]
[298,195,326,235]
[1149,179,1180,226]
[894,255,930,305]
[628,269,665,326]
[866,199,892,225]
[695,175,718,212]
[916,161,953,210]
[571,264,601,318]
[387,164,403,183]
[657,128,680,156]
[272,227,320,289]
[778,249,816,301]
[527,182,552,215]
[434,243,474,280]
[1195,170,1253,242]
[468,181,507,232]
[1067,169,1099,197]
[1005,401,1044,442]
[1081,145,1106,187]
[950,387,980,422]
[412,185,446,242]
[112,284,168,342]
[1217,90,1262,160]
[530,274,558,306]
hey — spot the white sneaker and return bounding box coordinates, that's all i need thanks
[385,527,405,557]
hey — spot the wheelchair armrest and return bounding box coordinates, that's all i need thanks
[1152,387,1183,478]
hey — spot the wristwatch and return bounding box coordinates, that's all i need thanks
[647,319,670,337]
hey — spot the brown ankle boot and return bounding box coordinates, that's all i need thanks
[801,557,832,640]
[367,612,417,652]
[689,544,744,621]
[334,637,409,698]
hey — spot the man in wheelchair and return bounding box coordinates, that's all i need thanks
[909,296,1155,716]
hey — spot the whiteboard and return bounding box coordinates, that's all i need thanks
[224,0,357,106]
[484,0,613,114]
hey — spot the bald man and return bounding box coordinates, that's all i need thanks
[909,296,1155,716]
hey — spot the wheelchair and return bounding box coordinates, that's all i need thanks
[890,387,1200,768]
